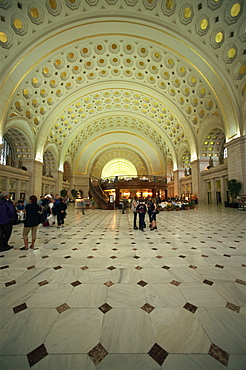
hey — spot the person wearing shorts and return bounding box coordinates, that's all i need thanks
[20,195,41,250]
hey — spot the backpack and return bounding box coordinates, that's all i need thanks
[137,203,146,213]
[131,200,138,212]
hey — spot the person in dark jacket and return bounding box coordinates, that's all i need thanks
[136,198,147,232]
[0,191,16,251]
[20,195,41,250]
[56,198,67,228]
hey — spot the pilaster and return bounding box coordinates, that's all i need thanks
[225,135,246,194]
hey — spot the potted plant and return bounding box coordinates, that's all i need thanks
[189,200,195,209]
[228,179,242,207]
[90,198,96,209]
[71,189,78,201]
[166,203,174,211]
[60,189,67,198]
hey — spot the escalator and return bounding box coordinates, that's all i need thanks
[89,176,114,210]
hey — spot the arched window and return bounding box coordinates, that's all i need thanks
[0,137,12,165]
[101,159,137,178]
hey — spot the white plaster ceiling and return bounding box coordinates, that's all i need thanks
[0,0,245,176]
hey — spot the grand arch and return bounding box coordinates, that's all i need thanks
[0,0,245,203]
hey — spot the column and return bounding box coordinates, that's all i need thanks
[225,135,246,194]
[22,159,43,197]
[16,179,21,200]
[191,159,209,204]
[220,176,226,205]
[173,169,183,197]
[5,177,10,193]
[211,179,216,205]
[115,188,120,207]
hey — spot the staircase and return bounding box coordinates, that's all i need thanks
[89,176,114,210]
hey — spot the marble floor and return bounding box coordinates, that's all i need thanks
[0,204,246,370]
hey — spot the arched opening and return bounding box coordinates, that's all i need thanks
[101,158,138,179]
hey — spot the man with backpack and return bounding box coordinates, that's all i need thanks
[136,198,147,232]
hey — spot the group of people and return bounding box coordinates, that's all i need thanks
[0,191,67,252]
[131,196,158,232]
[38,194,67,229]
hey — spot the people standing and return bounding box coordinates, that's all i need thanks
[146,197,153,228]
[131,196,139,230]
[0,191,16,252]
[41,194,51,226]
[16,199,26,222]
[122,198,128,214]
[56,198,67,228]
[81,198,85,215]
[136,198,147,232]
[47,198,56,226]
[150,197,158,230]
[38,196,44,207]
[20,195,41,250]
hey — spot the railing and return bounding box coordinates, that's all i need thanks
[99,175,167,184]
[89,176,114,209]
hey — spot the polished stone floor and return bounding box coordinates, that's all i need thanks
[0,204,246,369]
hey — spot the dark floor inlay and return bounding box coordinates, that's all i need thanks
[135,266,143,270]
[104,281,114,287]
[19,255,26,258]
[64,255,71,259]
[112,248,118,251]
[27,265,35,270]
[223,254,231,257]
[87,255,94,259]
[162,265,170,270]
[56,303,70,313]
[179,255,186,258]
[13,303,28,314]
[27,344,48,367]
[208,343,229,366]
[203,279,214,286]
[71,280,82,287]
[110,256,117,259]
[236,279,246,285]
[133,256,140,259]
[183,302,198,313]
[88,343,108,366]
[107,266,116,270]
[137,280,148,287]
[54,265,62,270]
[215,264,224,269]
[5,280,16,287]
[141,303,155,313]
[170,280,181,286]
[38,280,49,286]
[189,265,197,269]
[81,266,89,270]
[148,343,168,365]
[242,264,246,267]
[98,303,112,314]
[226,302,240,313]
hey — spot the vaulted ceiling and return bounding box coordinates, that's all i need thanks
[0,0,245,176]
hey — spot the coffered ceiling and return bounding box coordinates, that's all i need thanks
[0,0,245,176]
